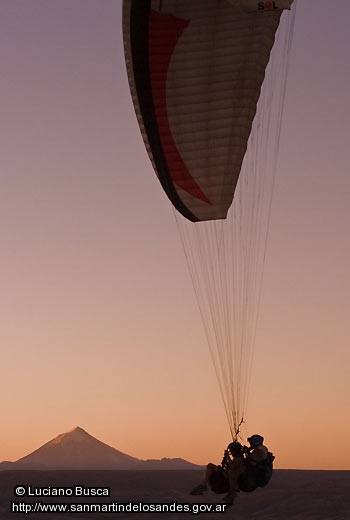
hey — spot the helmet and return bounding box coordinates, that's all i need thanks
[247,434,264,447]
[227,441,243,456]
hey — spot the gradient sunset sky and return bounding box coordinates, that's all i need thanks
[1,0,349,470]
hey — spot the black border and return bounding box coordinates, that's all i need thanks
[129,0,198,222]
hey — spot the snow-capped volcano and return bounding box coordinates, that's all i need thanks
[0,427,201,470]
[3,427,139,470]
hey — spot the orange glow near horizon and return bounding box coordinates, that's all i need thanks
[0,1,349,472]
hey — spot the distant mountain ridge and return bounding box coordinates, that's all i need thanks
[0,427,201,470]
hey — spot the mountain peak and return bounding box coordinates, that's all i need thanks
[0,427,202,470]
[70,426,87,433]
[11,427,140,470]
[49,426,93,447]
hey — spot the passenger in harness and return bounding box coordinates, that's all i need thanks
[189,441,244,500]
[190,435,275,507]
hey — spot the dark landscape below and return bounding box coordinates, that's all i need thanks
[1,429,348,518]
[1,469,349,519]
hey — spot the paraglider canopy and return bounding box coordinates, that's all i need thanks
[123,0,294,222]
[123,0,296,439]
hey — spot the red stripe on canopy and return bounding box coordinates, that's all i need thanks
[149,10,211,205]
